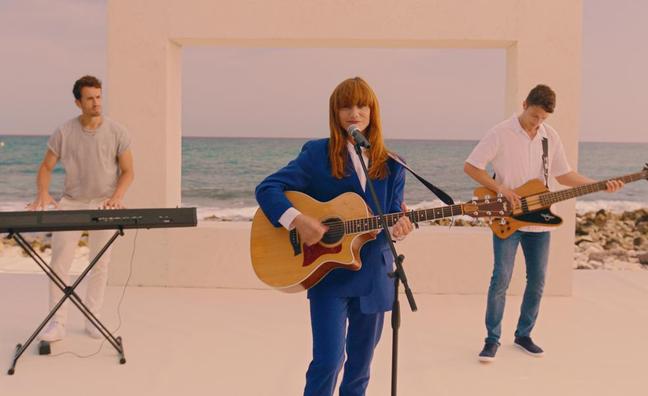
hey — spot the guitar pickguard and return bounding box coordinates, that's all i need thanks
[513,208,563,225]
[302,243,342,267]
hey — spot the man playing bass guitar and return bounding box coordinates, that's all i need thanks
[464,84,623,362]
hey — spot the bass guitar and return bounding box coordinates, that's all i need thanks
[474,164,648,239]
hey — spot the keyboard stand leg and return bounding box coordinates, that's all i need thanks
[7,230,125,375]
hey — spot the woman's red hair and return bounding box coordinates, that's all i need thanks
[328,77,389,180]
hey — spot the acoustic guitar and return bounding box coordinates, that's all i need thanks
[250,191,509,292]
[474,164,648,239]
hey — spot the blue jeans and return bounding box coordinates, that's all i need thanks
[485,231,550,344]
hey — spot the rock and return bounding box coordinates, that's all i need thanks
[574,253,590,269]
[638,253,648,266]
[575,224,592,236]
[575,236,593,245]
[608,248,629,259]
[583,245,604,256]
[635,214,648,225]
[589,251,608,262]
[621,211,638,221]
[636,222,648,234]
[594,209,608,227]
[603,240,621,250]
[621,238,635,251]
[588,260,604,269]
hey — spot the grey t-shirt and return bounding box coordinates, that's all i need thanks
[48,116,131,201]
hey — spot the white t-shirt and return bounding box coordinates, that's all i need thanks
[465,115,572,232]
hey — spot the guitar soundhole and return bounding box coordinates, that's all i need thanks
[321,217,345,245]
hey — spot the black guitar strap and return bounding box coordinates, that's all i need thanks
[542,136,549,187]
[388,152,455,205]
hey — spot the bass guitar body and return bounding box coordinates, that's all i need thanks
[474,179,563,239]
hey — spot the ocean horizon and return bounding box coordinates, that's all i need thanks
[1,135,647,220]
[3,133,648,144]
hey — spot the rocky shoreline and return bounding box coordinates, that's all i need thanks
[426,208,648,270]
[2,209,647,270]
[573,209,648,270]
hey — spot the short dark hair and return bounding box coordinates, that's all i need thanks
[73,75,102,100]
[526,84,556,113]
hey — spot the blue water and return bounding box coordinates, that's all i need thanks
[1,136,647,215]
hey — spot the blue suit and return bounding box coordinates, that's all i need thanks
[255,138,405,396]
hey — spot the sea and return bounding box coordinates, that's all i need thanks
[1,136,646,220]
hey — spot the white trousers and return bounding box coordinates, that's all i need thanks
[49,197,115,325]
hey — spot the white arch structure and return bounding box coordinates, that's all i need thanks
[107,0,582,295]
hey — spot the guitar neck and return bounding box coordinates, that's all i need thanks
[539,171,647,206]
[344,204,464,234]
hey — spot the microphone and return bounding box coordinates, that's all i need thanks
[346,125,371,149]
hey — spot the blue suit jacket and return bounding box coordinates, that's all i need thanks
[255,138,405,313]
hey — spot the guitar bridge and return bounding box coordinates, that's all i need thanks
[289,229,302,256]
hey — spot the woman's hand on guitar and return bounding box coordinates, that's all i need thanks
[391,203,414,241]
[292,214,329,246]
[605,179,624,192]
[496,185,521,209]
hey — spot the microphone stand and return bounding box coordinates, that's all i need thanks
[352,138,417,396]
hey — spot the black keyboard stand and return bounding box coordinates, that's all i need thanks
[7,228,126,375]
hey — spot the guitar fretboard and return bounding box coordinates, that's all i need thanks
[343,204,464,234]
[538,171,647,206]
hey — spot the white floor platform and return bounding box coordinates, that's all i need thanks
[1,270,647,395]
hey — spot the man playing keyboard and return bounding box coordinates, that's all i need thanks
[28,75,134,341]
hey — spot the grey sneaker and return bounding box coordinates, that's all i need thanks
[39,321,66,342]
[478,342,499,362]
[514,336,544,357]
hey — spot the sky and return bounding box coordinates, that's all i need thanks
[0,0,646,142]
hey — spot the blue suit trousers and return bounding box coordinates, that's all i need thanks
[304,295,385,396]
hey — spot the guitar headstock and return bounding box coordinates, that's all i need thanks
[643,163,648,179]
[462,194,512,219]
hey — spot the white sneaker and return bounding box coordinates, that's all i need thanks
[85,322,103,339]
[40,321,66,342]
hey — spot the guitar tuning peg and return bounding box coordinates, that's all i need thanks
[499,218,507,225]
[484,195,491,200]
